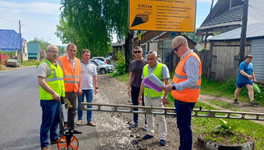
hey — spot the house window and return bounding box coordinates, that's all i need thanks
[230,0,243,9]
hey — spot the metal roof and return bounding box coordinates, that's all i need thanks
[209,23,264,41]
[0,29,26,52]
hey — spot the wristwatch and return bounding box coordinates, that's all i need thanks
[172,85,176,90]
[95,87,98,89]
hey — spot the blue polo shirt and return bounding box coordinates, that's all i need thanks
[236,61,253,84]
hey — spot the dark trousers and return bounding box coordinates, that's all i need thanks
[65,92,77,129]
[131,85,147,125]
[174,100,195,150]
[40,100,61,148]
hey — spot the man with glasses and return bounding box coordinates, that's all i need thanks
[127,46,147,130]
[138,50,170,146]
[58,43,82,134]
[38,45,65,150]
[162,36,202,150]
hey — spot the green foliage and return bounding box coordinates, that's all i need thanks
[23,60,41,66]
[183,32,202,42]
[212,119,237,135]
[114,51,126,75]
[57,46,66,56]
[28,37,50,50]
[213,31,221,36]
[57,0,129,57]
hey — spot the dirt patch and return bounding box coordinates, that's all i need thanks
[93,75,203,150]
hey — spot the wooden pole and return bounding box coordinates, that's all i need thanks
[239,0,249,63]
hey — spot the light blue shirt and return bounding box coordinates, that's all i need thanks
[173,50,200,91]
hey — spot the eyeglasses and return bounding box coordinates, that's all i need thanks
[134,51,141,54]
[172,44,182,52]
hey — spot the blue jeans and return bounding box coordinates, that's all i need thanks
[77,89,93,122]
[174,100,195,150]
[40,100,61,148]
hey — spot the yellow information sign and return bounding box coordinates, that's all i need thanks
[129,0,196,32]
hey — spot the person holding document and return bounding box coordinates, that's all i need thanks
[161,36,202,150]
[138,50,170,146]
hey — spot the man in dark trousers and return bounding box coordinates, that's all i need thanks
[127,46,147,130]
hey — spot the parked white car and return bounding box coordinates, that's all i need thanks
[90,59,114,74]
[91,57,107,64]
[6,59,19,68]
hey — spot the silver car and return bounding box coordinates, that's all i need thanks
[90,59,114,74]
[6,59,19,68]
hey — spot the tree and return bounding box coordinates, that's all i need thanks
[56,0,129,58]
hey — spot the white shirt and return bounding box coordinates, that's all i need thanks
[80,60,97,90]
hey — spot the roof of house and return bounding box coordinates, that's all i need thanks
[27,43,40,58]
[209,23,264,41]
[197,0,264,31]
[0,29,26,52]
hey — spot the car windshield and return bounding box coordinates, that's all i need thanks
[95,59,105,65]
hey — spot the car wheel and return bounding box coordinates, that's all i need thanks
[100,68,106,74]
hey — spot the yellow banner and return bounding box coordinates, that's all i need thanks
[129,0,196,32]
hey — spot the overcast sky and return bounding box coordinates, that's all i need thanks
[0,0,217,45]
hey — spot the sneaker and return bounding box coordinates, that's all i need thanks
[87,122,96,127]
[233,99,239,105]
[76,120,82,125]
[160,139,166,146]
[143,134,154,140]
[128,123,138,129]
[51,138,66,144]
[143,125,148,131]
[251,100,259,106]
[41,147,50,150]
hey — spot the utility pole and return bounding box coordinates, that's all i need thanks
[19,20,23,64]
[204,0,214,49]
[239,0,249,63]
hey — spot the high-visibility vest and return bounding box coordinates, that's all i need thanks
[171,52,202,102]
[39,59,65,100]
[143,63,165,98]
[58,55,81,93]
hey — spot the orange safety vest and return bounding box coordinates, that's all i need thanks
[171,52,202,102]
[58,55,81,93]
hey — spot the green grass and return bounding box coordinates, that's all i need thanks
[192,101,264,150]
[22,60,41,67]
[208,100,240,111]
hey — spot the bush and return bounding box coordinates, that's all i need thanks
[114,51,126,76]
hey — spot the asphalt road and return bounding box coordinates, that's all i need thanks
[0,67,101,150]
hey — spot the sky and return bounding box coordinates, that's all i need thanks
[0,0,217,46]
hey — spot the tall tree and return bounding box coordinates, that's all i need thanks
[56,0,129,58]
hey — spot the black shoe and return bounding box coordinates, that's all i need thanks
[251,100,259,106]
[71,129,82,134]
[233,100,239,105]
[160,139,166,146]
[143,134,153,140]
[128,123,138,129]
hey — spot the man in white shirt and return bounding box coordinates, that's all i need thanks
[76,49,98,127]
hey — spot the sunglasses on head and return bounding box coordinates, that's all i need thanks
[172,44,182,52]
[134,51,141,54]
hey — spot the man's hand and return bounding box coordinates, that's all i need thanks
[162,97,168,105]
[161,84,173,93]
[248,75,253,80]
[78,89,83,95]
[94,89,98,95]
[127,89,131,97]
[138,96,142,104]
[52,92,60,101]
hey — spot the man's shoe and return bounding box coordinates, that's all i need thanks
[51,138,66,144]
[41,147,50,150]
[143,134,153,140]
[128,123,138,129]
[160,139,166,146]
[233,100,239,105]
[251,100,259,106]
[71,129,82,134]
[87,122,96,127]
[143,125,148,131]
[76,120,82,125]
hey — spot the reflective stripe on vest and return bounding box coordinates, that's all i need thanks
[58,55,81,93]
[143,63,165,98]
[39,59,65,100]
[171,52,202,102]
